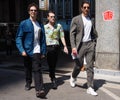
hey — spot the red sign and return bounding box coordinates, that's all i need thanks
[103,10,114,21]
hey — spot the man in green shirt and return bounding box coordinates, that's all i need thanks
[44,10,68,89]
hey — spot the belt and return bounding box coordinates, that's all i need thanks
[47,45,59,48]
[82,40,93,44]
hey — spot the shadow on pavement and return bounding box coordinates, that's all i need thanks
[74,79,106,91]
[0,69,25,89]
[94,79,106,90]
[44,74,70,96]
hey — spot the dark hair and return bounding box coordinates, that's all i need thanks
[81,0,90,7]
[27,3,39,11]
[44,10,55,24]
[47,10,55,17]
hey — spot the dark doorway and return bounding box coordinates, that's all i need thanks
[9,0,16,22]
[73,0,79,17]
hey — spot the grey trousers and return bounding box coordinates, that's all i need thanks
[72,41,96,88]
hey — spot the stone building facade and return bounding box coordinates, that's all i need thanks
[1,0,119,70]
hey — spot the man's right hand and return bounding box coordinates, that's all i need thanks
[72,48,77,55]
[22,51,27,56]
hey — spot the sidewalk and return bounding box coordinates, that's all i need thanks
[0,51,120,100]
[0,67,120,100]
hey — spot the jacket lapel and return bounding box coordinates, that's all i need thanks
[78,14,84,31]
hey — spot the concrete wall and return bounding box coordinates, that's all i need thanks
[95,0,120,70]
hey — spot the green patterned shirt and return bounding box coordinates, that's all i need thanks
[44,23,64,45]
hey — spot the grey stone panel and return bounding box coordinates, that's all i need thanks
[95,53,119,70]
[95,0,120,70]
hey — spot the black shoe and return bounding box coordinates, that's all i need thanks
[52,79,57,89]
[36,90,46,98]
[25,83,31,91]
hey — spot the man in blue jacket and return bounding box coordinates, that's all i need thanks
[16,3,46,98]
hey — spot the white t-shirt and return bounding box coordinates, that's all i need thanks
[82,14,92,42]
[32,21,41,53]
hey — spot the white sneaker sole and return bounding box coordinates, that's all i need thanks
[70,84,75,88]
[87,91,98,96]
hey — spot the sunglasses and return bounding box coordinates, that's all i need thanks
[30,9,37,12]
[50,16,55,18]
[83,6,90,9]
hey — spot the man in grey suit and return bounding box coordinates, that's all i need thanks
[69,1,98,96]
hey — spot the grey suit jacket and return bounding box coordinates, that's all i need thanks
[70,14,98,51]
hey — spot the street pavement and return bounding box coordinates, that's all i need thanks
[0,51,120,100]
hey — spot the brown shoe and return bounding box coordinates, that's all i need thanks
[36,90,46,98]
[39,90,46,98]
[36,91,40,97]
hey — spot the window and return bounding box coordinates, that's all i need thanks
[49,0,73,19]
[49,0,55,11]
[57,0,63,18]
[64,0,72,18]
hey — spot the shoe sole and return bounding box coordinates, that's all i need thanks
[70,77,76,88]
[87,91,98,96]
[70,84,75,88]
[25,87,31,91]
[70,81,75,88]
[53,87,57,89]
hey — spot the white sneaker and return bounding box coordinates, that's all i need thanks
[70,75,76,88]
[87,87,98,96]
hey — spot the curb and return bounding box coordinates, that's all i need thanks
[94,68,120,76]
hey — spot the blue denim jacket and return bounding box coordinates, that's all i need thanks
[16,18,46,56]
